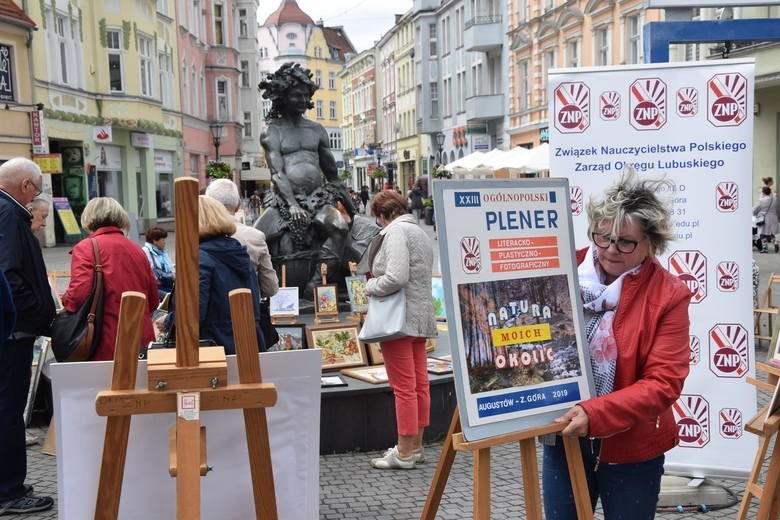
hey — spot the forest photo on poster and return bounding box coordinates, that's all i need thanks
[458,275,582,394]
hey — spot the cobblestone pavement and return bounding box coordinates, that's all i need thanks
[16,225,778,519]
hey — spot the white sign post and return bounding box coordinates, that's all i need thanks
[549,59,756,478]
[433,179,593,441]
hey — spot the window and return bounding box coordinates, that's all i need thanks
[430,82,438,118]
[190,155,199,177]
[329,131,342,150]
[286,32,297,40]
[329,100,336,119]
[181,62,188,112]
[429,23,437,56]
[315,70,322,87]
[238,8,247,37]
[159,51,173,108]
[596,28,609,66]
[259,47,268,58]
[328,71,336,89]
[314,46,322,58]
[214,2,224,45]
[138,35,154,97]
[240,60,249,87]
[157,0,169,16]
[55,16,69,84]
[316,100,323,119]
[243,112,252,137]
[567,40,579,68]
[216,79,228,120]
[107,29,123,91]
[626,15,640,64]
[519,61,529,109]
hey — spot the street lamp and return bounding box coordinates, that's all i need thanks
[435,131,445,167]
[209,121,223,161]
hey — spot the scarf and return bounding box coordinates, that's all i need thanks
[578,246,641,396]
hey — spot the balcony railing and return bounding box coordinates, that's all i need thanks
[465,15,502,29]
[464,15,503,53]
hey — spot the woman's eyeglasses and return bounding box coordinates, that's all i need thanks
[591,232,640,254]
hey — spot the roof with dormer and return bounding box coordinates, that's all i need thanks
[263,0,314,27]
[323,26,355,60]
[0,0,36,29]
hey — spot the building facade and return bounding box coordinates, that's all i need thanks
[341,49,378,191]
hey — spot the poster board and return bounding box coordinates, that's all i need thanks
[548,59,756,478]
[433,179,593,442]
[51,197,81,236]
[51,349,320,519]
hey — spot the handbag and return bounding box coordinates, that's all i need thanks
[358,290,406,343]
[756,215,766,227]
[51,238,104,362]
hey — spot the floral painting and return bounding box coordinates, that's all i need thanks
[314,284,338,316]
[345,275,369,312]
[307,324,367,370]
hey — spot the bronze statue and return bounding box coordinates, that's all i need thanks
[256,63,365,298]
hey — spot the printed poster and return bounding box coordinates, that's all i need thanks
[433,179,593,441]
[549,59,756,478]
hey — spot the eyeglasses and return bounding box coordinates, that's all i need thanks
[591,231,641,254]
[28,178,43,197]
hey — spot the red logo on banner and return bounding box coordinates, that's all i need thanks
[668,250,707,303]
[460,236,482,274]
[570,186,583,216]
[716,182,739,212]
[689,335,700,365]
[676,87,698,117]
[707,73,748,127]
[554,82,590,134]
[719,408,743,439]
[673,394,710,448]
[709,323,749,378]
[629,78,667,130]
[716,261,739,292]
[599,91,620,121]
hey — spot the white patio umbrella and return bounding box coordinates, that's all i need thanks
[445,151,486,170]
[485,146,532,170]
[519,143,550,172]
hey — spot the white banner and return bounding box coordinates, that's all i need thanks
[51,349,321,519]
[434,179,593,441]
[549,59,756,479]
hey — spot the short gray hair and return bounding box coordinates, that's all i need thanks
[0,157,42,186]
[28,197,49,211]
[586,169,675,255]
[80,197,130,233]
[204,179,240,211]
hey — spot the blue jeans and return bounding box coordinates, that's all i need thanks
[542,436,664,520]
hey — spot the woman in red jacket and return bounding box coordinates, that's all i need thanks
[62,197,159,361]
[543,171,692,519]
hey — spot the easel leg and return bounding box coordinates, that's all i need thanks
[562,436,593,520]
[94,294,146,520]
[757,433,780,520]
[176,393,201,520]
[473,448,491,519]
[519,438,542,520]
[420,409,461,520]
[738,433,771,519]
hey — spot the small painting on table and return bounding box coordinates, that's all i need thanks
[307,323,366,370]
[269,324,307,352]
[270,287,300,316]
[314,284,339,321]
[427,357,453,375]
[341,366,389,384]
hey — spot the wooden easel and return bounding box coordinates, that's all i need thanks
[93,178,279,519]
[739,362,780,519]
[270,265,297,325]
[314,263,340,324]
[421,409,593,520]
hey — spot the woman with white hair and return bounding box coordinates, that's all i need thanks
[61,197,159,360]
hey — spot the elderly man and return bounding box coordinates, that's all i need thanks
[26,197,49,233]
[0,158,56,514]
[205,179,279,298]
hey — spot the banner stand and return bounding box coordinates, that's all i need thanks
[420,409,593,520]
[739,362,780,520]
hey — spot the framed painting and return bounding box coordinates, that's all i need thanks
[270,287,300,317]
[24,337,50,425]
[307,323,367,370]
[366,342,384,365]
[321,375,348,388]
[314,284,339,321]
[426,337,437,353]
[769,326,780,368]
[427,357,453,375]
[269,324,307,352]
[431,274,447,321]
[345,275,369,312]
[341,366,389,384]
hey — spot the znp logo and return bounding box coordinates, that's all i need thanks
[716,182,738,212]
[570,186,583,216]
[719,408,743,439]
[673,394,710,448]
[716,261,739,292]
[709,323,749,378]
[668,250,707,304]
[553,82,590,134]
[689,335,700,366]
[599,91,620,121]
[676,87,698,117]
[629,78,667,130]
[460,236,482,274]
[707,72,748,127]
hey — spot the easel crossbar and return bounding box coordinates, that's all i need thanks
[452,422,565,451]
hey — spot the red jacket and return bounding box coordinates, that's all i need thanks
[576,248,692,464]
[62,227,159,361]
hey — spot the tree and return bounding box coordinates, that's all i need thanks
[206,160,232,179]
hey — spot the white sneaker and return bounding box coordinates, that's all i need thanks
[369,446,415,469]
[413,447,425,464]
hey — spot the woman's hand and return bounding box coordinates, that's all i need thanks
[555,405,589,437]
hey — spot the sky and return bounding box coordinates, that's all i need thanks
[257,0,414,53]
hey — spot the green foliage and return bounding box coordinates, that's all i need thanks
[98,19,107,48]
[432,298,444,319]
[206,161,232,179]
[39,0,47,28]
[423,197,434,208]
[339,170,351,181]
[122,20,131,50]
[433,167,451,179]
[371,166,386,180]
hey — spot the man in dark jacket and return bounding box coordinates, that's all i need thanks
[0,158,56,514]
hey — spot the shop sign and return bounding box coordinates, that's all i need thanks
[473,134,490,151]
[96,145,121,170]
[30,110,49,154]
[93,126,112,143]
[131,132,152,148]
[154,151,173,172]
[0,45,13,102]
[32,154,62,174]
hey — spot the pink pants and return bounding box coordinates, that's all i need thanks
[380,336,430,436]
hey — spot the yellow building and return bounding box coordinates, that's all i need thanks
[0,2,36,160]
[26,0,182,243]
[507,0,662,148]
[394,12,419,192]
